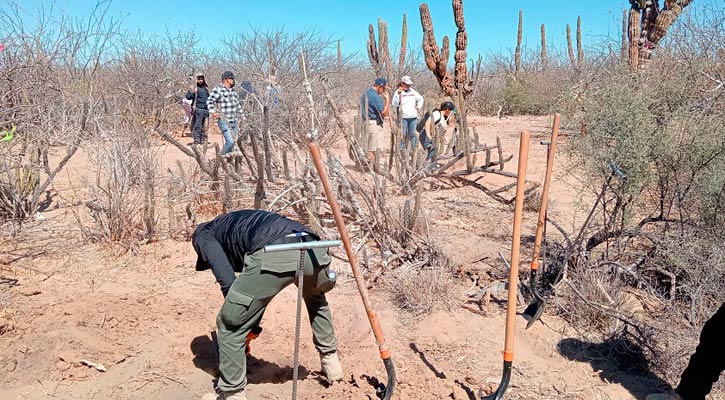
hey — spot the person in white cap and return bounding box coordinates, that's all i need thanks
[392,75,424,152]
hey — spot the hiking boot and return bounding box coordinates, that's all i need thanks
[201,389,247,400]
[320,351,344,382]
[645,393,682,400]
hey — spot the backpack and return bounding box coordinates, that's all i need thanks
[416,108,441,132]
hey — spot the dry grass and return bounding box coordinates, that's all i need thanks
[387,266,458,316]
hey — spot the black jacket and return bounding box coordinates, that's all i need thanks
[186,85,210,110]
[192,210,317,272]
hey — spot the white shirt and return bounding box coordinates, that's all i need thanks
[430,109,448,130]
[392,88,424,119]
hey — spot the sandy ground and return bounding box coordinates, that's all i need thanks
[0,116,672,399]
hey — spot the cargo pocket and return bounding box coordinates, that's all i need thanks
[316,264,337,293]
[220,288,254,327]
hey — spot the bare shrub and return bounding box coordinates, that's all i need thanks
[81,131,159,251]
[388,262,458,316]
[537,6,725,390]
[0,3,119,225]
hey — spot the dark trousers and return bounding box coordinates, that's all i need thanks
[677,302,725,400]
[191,108,208,144]
[418,128,435,162]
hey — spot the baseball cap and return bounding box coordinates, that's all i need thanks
[222,71,235,80]
[401,75,413,85]
[440,101,456,111]
[374,77,388,87]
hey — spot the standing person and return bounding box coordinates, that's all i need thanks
[186,73,210,144]
[417,101,456,167]
[207,71,243,155]
[646,302,725,400]
[391,75,424,151]
[193,210,344,400]
[264,75,281,107]
[360,77,391,167]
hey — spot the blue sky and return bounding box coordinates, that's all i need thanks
[15,0,723,58]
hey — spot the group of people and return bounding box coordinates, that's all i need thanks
[361,75,456,169]
[184,71,244,155]
[184,71,280,156]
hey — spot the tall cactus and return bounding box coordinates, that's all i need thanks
[576,16,584,65]
[566,24,577,70]
[621,9,628,59]
[337,38,342,70]
[541,23,547,71]
[378,18,392,79]
[399,13,407,73]
[367,24,380,76]
[628,7,641,70]
[629,0,692,69]
[419,1,472,98]
[515,9,523,74]
[453,0,468,91]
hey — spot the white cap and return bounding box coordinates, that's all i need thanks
[401,75,413,85]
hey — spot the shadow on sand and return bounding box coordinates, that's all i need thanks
[557,336,671,399]
[190,333,309,385]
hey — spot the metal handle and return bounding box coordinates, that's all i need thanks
[263,240,342,253]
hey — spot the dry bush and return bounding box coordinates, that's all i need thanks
[387,248,459,316]
[533,6,725,389]
[80,131,159,251]
[0,3,119,224]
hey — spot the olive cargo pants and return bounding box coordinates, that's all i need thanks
[216,247,338,393]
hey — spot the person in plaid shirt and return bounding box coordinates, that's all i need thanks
[207,71,243,155]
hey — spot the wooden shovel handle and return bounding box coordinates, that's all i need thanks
[308,142,390,358]
[503,131,530,360]
[531,113,560,270]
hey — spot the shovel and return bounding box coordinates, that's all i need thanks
[522,113,560,329]
[309,141,396,400]
[481,131,530,400]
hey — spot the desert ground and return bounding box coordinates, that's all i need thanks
[0,114,677,400]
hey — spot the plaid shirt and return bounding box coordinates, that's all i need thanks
[206,85,243,120]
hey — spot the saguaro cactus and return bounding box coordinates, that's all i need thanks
[515,9,523,74]
[629,0,692,69]
[367,24,380,76]
[337,38,342,69]
[541,23,547,70]
[621,9,628,59]
[419,1,472,98]
[628,8,641,70]
[566,24,577,70]
[367,17,399,81]
[576,16,584,65]
[399,13,407,73]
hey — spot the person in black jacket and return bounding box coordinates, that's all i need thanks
[185,73,210,145]
[193,210,343,400]
[646,302,725,400]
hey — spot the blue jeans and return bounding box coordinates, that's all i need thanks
[400,117,417,149]
[217,119,238,154]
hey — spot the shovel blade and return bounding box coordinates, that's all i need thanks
[522,299,545,330]
[479,360,512,400]
[481,388,505,400]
